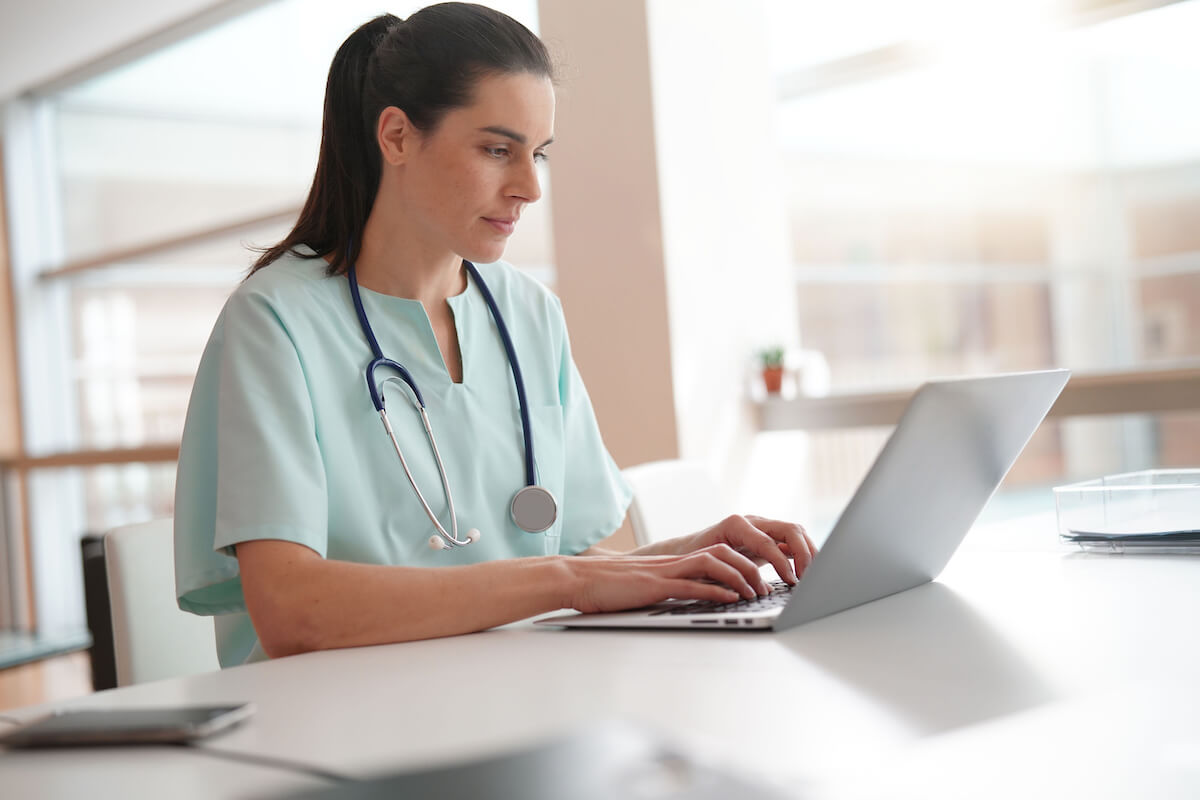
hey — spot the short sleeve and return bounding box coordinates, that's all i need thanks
[175,289,328,615]
[553,301,633,554]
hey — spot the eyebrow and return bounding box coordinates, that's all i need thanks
[478,125,554,148]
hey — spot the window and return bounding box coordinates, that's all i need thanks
[3,0,549,635]
[752,0,1200,528]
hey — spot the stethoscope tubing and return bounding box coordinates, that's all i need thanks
[347,259,537,490]
[377,398,464,546]
[345,248,554,546]
[461,261,536,489]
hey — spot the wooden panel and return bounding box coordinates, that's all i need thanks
[0,136,34,630]
[0,651,92,712]
[0,136,23,459]
[38,204,300,281]
[759,366,1200,431]
[0,444,180,470]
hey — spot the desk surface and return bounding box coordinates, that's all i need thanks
[3,515,1198,798]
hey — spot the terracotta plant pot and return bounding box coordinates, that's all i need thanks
[762,366,784,394]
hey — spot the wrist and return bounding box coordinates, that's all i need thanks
[540,555,580,610]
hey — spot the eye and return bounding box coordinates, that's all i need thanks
[534,150,549,163]
[484,146,510,159]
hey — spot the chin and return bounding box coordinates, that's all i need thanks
[462,241,509,265]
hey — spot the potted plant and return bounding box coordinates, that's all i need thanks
[759,346,785,394]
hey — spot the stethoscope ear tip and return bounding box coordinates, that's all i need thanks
[428,535,447,551]
[467,528,482,543]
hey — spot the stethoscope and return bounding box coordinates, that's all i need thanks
[347,255,558,550]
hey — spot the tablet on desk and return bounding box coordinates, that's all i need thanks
[0,703,254,748]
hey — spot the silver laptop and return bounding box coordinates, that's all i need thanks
[539,369,1070,631]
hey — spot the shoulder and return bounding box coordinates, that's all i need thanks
[219,249,343,335]
[235,249,335,308]
[470,259,564,326]
[471,260,568,357]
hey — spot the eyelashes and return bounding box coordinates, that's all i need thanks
[483,146,549,163]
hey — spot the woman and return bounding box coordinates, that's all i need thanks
[174,3,814,667]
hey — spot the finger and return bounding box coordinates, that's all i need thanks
[703,543,771,596]
[735,516,801,585]
[747,516,813,582]
[669,551,757,600]
[722,522,794,588]
[661,578,740,605]
[784,524,815,576]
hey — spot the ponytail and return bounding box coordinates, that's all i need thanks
[250,3,554,277]
[251,14,398,275]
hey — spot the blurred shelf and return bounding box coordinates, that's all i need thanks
[0,444,180,471]
[759,364,1200,431]
[0,628,91,671]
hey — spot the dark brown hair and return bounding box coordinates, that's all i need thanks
[251,3,554,276]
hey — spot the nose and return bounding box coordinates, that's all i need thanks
[508,155,542,204]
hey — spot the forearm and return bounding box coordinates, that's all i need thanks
[581,538,690,557]
[238,526,776,658]
[241,546,572,658]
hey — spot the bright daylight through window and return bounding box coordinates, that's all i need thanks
[1,0,1198,639]
[748,0,1200,525]
[3,0,545,637]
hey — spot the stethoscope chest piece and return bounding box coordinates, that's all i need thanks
[511,485,558,533]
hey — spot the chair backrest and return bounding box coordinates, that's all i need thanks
[104,519,219,686]
[622,460,727,548]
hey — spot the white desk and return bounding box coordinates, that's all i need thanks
[2,515,1198,798]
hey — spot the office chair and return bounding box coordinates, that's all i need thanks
[622,459,727,547]
[104,519,219,686]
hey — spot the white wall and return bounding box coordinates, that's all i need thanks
[0,0,240,101]
[541,0,801,521]
[646,0,800,512]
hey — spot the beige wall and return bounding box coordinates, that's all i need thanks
[538,0,680,472]
[0,139,22,459]
[1,136,32,630]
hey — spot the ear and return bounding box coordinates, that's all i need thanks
[377,106,417,167]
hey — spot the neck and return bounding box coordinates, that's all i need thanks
[352,197,466,306]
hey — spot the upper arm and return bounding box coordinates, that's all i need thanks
[235,539,322,586]
[175,286,329,618]
[213,291,328,556]
[234,539,324,657]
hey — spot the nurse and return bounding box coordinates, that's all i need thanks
[174,2,815,666]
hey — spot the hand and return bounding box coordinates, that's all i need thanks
[665,515,817,588]
[563,546,769,614]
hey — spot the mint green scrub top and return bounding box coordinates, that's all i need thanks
[174,250,632,666]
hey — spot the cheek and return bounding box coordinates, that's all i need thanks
[434,168,482,217]
[411,171,467,227]
[407,153,495,233]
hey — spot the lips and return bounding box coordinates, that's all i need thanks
[484,217,516,235]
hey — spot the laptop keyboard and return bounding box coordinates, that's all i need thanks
[649,580,794,616]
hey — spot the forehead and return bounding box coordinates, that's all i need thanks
[443,71,555,139]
